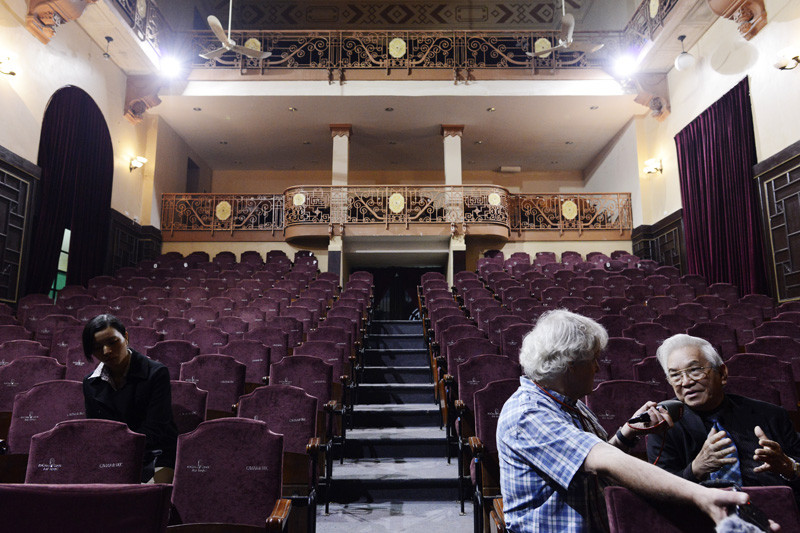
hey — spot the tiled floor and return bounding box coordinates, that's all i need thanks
[319,501,473,532]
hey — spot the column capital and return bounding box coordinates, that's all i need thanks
[330,124,352,138]
[441,124,464,138]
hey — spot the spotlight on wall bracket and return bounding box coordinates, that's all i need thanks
[129,156,148,172]
[775,49,800,70]
[0,57,16,76]
[103,36,113,60]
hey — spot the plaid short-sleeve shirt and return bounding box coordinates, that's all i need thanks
[497,377,608,533]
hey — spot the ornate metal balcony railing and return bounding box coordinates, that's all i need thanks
[161,188,631,237]
[110,0,169,56]
[161,194,285,236]
[284,185,510,229]
[188,29,621,74]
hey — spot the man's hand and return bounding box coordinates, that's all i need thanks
[626,401,675,433]
[753,425,796,478]
[691,426,737,480]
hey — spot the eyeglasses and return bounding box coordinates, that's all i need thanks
[667,365,713,385]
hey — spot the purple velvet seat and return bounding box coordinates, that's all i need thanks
[64,347,91,381]
[216,316,249,340]
[445,337,498,382]
[559,296,588,313]
[487,315,527,347]
[620,268,645,284]
[146,340,199,380]
[184,326,228,355]
[726,375,781,406]
[624,284,653,303]
[726,353,798,414]
[0,356,65,411]
[713,312,755,346]
[270,355,333,406]
[171,418,290,529]
[154,317,194,340]
[655,313,694,336]
[573,305,603,321]
[603,337,647,380]
[567,277,592,294]
[244,326,289,363]
[632,356,671,396]
[601,297,632,316]
[754,320,800,340]
[622,322,670,358]
[218,339,270,387]
[708,282,739,306]
[687,321,739,359]
[664,283,695,304]
[775,311,800,327]
[440,324,485,369]
[778,301,800,314]
[746,336,800,378]
[180,354,245,416]
[552,270,576,289]
[0,483,172,533]
[679,274,708,296]
[160,297,190,318]
[725,301,765,327]
[475,306,505,333]
[605,485,800,533]
[3,380,84,480]
[585,269,609,287]
[137,286,170,305]
[541,286,569,307]
[205,296,236,316]
[673,302,709,323]
[26,419,145,484]
[499,286,530,305]
[693,294,728,316]
[31,314,81,349]
[470,378,521,530]
[653,265,680,283]
[621,304,657,323]
[582,285,608,306]
[280,306,313,338]
[270,316,304,350]
[499,323,532,363]
[295,341,347,383]
[603,275,629,298]
[170,380,208,435]
[644,275,670,296]
[308,326,352,360]
[597,315,634,339]
[237,306,267,329]
[126,326,163,351]
[182,305,218,327]
[586,380,667,454]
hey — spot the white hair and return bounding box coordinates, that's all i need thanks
[519,309,608,383]
[655,334,723,373]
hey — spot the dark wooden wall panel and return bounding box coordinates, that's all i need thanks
[0,145,39,304]
[756,140,800,302]
[106,209,162,274]
[631,209,686,274]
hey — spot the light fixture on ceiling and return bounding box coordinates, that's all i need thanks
[0,57,15,76]
[775,48,800,70]
[612,53,638,78]
[642,158,662,174]
[129,156,148,172]
[102,36,113,60]
[160,56,184,78]
[674,35,696,71]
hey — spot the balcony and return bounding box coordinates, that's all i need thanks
[161,187,631,243]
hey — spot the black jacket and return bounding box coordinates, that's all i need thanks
[83,349,177,467]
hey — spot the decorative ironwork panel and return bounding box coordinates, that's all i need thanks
[162,194,285,234]
[189,29,615,72]
[110,0,168,55]
[284,189,330,225]
[763,167,800,301]
[621,0,679,54]
[516,193,631,233]
[0,168,31,303]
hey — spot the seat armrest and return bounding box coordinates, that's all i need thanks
[468,436,484,456]
[265,498,292,532]
[324,400,338,412]
[443,374,454,385]
[306,437,321,455]
[454,399,465,412]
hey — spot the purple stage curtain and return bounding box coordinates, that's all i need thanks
[674,77,766,295]
[26,86,113,294]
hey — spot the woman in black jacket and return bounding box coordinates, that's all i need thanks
[82,314,177,482]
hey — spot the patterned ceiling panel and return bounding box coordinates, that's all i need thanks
[198,0,594,30]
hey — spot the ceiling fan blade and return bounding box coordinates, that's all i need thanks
[526,42,566,58]
[199,47,227,60]
[207,15,230,45]
[232,45,272,59]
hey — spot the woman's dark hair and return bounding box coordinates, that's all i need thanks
[82,314,127,361]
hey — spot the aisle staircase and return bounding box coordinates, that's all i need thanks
[330,319,460,503]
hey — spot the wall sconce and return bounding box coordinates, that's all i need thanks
[129,156,148,172]
[775,48,800,70]
[0,57,16,76]
[674,35,696,71]
[642,158,662,175]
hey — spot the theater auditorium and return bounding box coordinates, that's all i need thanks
[0,0,799,531]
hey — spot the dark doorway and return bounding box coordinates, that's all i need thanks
[186,158,200,193]
[358,267,445,320]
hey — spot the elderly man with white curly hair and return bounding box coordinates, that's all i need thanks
[497,310,760,533]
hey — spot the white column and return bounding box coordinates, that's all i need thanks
[441,124,464,186]
[330,124,352,186]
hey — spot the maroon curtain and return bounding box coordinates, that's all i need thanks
[26,86,113,294]
[674,77,766,295]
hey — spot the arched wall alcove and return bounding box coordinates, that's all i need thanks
[25,86,114,294]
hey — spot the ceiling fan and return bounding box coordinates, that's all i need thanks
[199,0,272,60]
[526,0,576,58]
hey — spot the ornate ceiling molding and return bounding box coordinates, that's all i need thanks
[26,0,98,44]
[707,0,766,40]
[441,124,464,138]
[124,75,162,125]
[330,124,352,138]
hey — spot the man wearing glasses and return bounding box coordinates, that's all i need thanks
[647,334,800,498]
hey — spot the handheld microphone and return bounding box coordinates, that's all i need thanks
[627,399,684,425]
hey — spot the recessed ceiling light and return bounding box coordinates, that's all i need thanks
[302,141,311,145]
[590,105,599,110]
[475,140,484,145]
[550,160,558,164]
[192,107,202,112]
[565,141,574,145]
[385,107,394,112]
[233,160,242,165]
[388,141,397,145]
[486,107,496,112]
[219,141,228,145]
[288,107,298,112]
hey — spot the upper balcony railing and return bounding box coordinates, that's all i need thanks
[110,0,169,56]
[162,187,631,240]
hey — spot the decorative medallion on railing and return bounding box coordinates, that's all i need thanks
[162,188,631,237]
[161,194,284,235]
